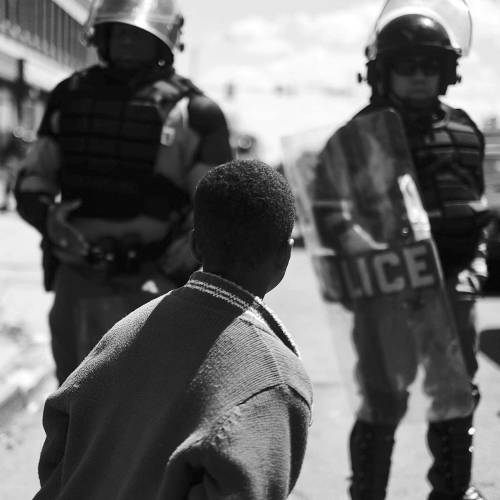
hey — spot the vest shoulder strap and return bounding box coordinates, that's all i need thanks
[441,103,485,152]
[168,72,204,98]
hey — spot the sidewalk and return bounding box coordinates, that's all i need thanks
[0,211,54,424]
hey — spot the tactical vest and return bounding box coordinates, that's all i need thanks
[407,104,488,269]
[57,67,195,220]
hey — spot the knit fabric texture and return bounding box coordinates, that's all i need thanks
[33,271,313,500]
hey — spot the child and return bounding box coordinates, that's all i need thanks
[33,159,313,500]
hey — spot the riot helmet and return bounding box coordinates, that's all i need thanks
[367,14,459,95]
[363,0,473,97]
[376,14,458,57]
[83,0,184,65]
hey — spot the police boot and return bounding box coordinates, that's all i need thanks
[427,416,487,500]
[349,420,396,500]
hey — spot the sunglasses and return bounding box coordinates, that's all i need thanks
[391,58,442,77]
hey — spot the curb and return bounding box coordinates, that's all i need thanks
[0,344,54,425]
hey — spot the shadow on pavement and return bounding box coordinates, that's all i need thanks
[479,329,500,366]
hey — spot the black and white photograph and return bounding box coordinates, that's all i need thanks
[0,0,499,499]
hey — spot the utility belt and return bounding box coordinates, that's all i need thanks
[428,203,491,234]
[86,235,168,274]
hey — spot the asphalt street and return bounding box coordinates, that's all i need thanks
[0,211,499,499]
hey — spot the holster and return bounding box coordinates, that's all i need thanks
[41,238,60,291]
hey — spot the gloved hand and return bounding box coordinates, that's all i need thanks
[46,200,89,264]
[456,268,485,295]
[338,223,388,255]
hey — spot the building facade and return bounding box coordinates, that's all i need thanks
[0,0,91,146]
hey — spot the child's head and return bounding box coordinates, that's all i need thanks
[193,159,296,293]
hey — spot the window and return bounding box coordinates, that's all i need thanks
[0,0,89,69]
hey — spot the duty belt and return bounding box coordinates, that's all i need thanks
[86,235,167,274]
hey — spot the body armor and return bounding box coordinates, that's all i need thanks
[57,66,195,220]
[406,104,488,270]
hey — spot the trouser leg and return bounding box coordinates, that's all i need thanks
[425,286,485,499]
[48,264,114,384]
[349,297,414,499]
[49,262,176,385]
[49,269,80,385]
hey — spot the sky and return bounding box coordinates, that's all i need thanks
[172,0,500,162]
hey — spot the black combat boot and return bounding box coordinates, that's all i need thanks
[427,416,487,500]
[349,420,397,500]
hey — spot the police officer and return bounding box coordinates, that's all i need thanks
[336,8,489,500]
[15,0,232,385]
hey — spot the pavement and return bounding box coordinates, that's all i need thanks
[0,211,54,426]
[1,210,500,499]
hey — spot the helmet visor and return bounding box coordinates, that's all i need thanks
[83,0,183,51]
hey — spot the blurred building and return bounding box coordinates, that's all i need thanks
[483,117,500,213]
[0,0,91,147]
[482,120,500,293]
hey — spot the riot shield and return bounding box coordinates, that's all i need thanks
[282,109,474,421]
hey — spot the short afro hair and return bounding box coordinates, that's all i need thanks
[194,159,296,268]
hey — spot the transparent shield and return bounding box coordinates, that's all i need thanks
[366,0,472,59]
[81,0,105,45]
[282,109,474,420]
[282,125,341,301]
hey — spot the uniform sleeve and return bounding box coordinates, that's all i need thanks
[159,385,311,500]
[453,108,489,284]
[183,95,233,194]
[19,75,69,188]
[453,107,486,194]
[37,78,66,136]
[188,94,232,166]
[14,80,68,232]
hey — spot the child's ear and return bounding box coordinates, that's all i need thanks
[189,229,202,263]
[276,238,294,271]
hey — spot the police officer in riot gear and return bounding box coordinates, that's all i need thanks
[15,0,232,385]
[345,6,489,500]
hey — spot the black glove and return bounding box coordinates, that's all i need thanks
[46,200,89,264]
[15,190,52,234]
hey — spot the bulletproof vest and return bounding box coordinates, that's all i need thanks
[406,104,487,269]
[57,67,193,220]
